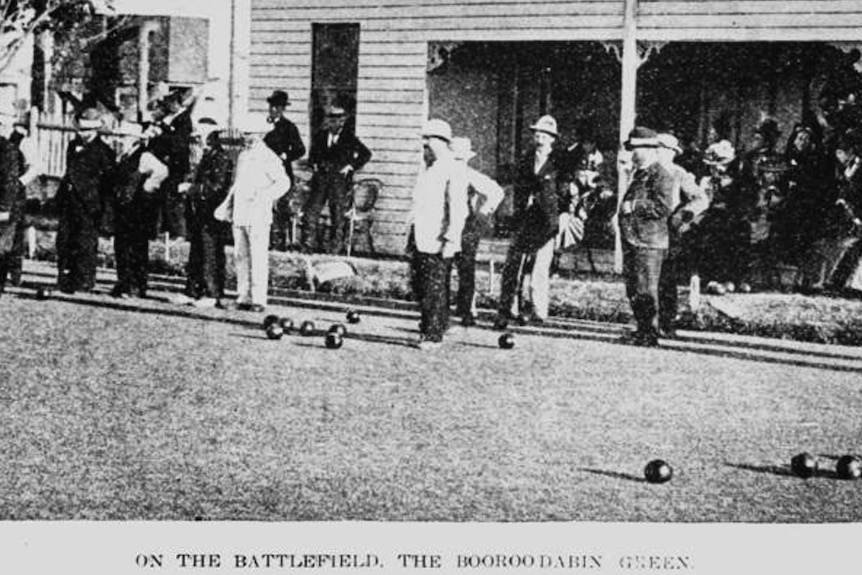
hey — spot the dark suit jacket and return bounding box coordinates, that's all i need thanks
[264,116,305,182]
[0,137,21,254]
[619,161,674,249]
[309,128,372,176]
[511,148,564,251]
[58,136,116,215]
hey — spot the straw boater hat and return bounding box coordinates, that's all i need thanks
[529,115,559,138]
[624,126,659,150]
[657,133,682,154]
[421,118,452,143]
[703,140,736,165]
[76,108,103,130]
[266,90,290,108]
[450,137,476,161]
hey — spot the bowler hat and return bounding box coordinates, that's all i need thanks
[624,126,659,150]
[326,105,347,118]
[422,118,452,143]
[529,115,559,138]
[450,137,476,161]
[267,90,290,108]
[755,119,781,142]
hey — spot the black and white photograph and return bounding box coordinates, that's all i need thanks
[1,0,862,572]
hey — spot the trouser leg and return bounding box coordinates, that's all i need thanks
[529,238,555,320]
[232,225,252,304]
[249,226,271,306]
[328,177,350,254]
[498,243,527,318]
[301,184,327,252]
[624,244,665,338]
[200,224,226,298]
[456,217,481,317]
[415,251,449,342]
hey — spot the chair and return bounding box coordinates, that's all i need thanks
[345,178,381,257]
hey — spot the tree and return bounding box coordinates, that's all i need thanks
[0,0,116,74]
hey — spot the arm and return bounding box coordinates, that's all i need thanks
[287,122,306,162]
[347,136,372,172]
[139,151,170,193]
[441,174,470,257]
[628,167,674,220]
[0,141,16,217]
[467,167,504,215]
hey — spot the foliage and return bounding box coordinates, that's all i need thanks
[0,0,117,74]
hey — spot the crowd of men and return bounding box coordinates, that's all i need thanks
[0,89,376,311]
[411,89,862,349]
[2,81,861,350]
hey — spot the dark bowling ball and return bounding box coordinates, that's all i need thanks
[790,452,818,478]
[35,287,47,300]
[325,332,343,349]
[836,455,862,480]
[346,310,361,324]
[279,317,295,334]
[262,314,280,330]
[498,333,515,349]
[644,459,673,484]
[328,324,347,337]
[299,320,316,336]
[265,323,284,340]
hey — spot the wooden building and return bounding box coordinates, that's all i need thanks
[238,0,862,257]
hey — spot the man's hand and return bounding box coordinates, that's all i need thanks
[178,183,192,194]
[0,211,9,222]
[340,165,353,177]
[441,240,458,259]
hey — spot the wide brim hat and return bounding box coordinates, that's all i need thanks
[624,126,659,150]
[450,137,476,161]
[703,140,736,165]
[76,108,103,130]
[657,133,682,154]
[529,115,559,138]
[421,118,452,143]
[266,90,290,107]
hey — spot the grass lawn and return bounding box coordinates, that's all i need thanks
[2,286,862,521]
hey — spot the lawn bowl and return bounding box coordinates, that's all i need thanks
[346,310,361,324]
[35,287,47,300]
[328,324,348,337]
[265,323,284,340]
[644,459,673,484]
[790,452,818,478]
[262,314,280,330]
[498,333,515,349]
[836,455,862,480]
[299,320,316,336]
[325,332,343,349]
[279,317,295,334]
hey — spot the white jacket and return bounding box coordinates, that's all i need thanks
[223,141,291,227]
[410,156,469,255]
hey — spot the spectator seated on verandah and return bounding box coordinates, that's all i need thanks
[798,130,862,295]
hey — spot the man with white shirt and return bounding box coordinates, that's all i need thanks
[494,115,564,329]
[409,119,469,350]
[215,116,291,312]
[450,137,504,327]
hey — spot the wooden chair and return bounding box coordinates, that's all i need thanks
[345,177,382,257]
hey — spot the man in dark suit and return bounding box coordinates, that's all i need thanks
[264,90,306,250]
[619,126,675,347]
[56,108,116,293]
[494,115,564,329]
[302,104,372,254]
[0,109,21,297]
[152,92,193,239]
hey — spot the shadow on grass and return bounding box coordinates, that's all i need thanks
[579,468,646,483]
[727,461,844,480]
[290,331,417,350]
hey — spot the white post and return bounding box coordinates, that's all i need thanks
[229,0,252,130]
[615,0,639,274]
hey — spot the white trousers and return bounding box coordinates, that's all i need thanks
[232,225,271,306]
[513,237,555,320]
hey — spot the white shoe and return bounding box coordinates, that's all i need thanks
[170,293,194,306]
[192,297,217,308]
